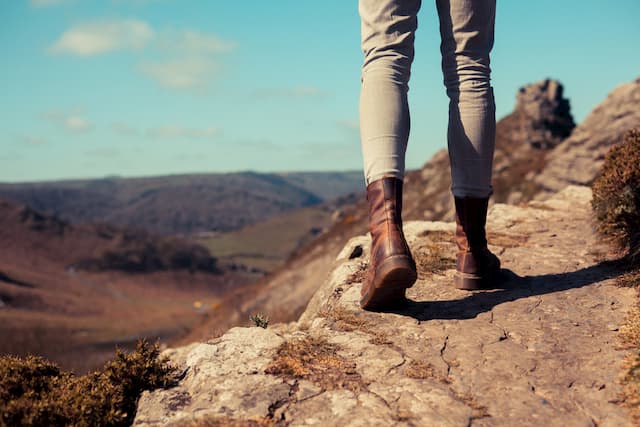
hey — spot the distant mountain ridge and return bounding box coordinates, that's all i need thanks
[0,171,363,235]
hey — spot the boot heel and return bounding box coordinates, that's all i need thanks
[361,255,417,311]
[454,271,491,290]
[375,255,417,290]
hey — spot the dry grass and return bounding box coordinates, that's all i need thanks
[265,336,364,393]
[592,128,640,263]
[455,392,490,420]
[415,243,456,278]
[345,263,367,284]
[319,305,373,333]
[619,301,640,422]
[0,339,177,427]
[320,306,391,345]
[404,360,436,380]
[620,304,640,349]
[413,230,456,278]
[368,331,393,345]
[616,267,640,421]
[592,130,640,421]
[403,360,451,384]
[487,231,529,248]
[620,349,640,423]
[617,270,640,288]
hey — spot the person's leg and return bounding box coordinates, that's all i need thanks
[437,0,496,197]
[436,0,500,289]
[358,0,421,310]
[359,0,421,185]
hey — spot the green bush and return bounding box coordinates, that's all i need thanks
[249,313,269,329]
[592,128,640,263]
[0,340,177,427]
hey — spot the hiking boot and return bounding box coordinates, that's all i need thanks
[360,176,417,311]
[454,196,501,290]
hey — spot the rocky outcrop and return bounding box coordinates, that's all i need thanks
[512,79,575,149]
[489,79,575,204]
[135,186,635,426]
[535,77,640,196]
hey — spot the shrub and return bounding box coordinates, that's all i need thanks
[0,340,177,427]
[265,336,364,393]
[249,313,269,329]
[592,128,640,263]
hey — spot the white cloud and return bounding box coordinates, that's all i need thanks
[49,21,235,90]
[41,110,93,133]
[65,115,92,132]
[140,30,235,90]
[49,19,154,56]
[146,125,219,140]
[138,57,218,90]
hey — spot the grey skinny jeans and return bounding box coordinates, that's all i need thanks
[359,0,496,198]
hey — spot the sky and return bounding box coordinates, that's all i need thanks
[1,0,639,183]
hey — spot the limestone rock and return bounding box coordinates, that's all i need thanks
[134,327,290,426]
[535,77,640,196]
[135,186,635,426]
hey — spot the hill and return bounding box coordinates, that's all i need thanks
[196,192,360,273]
[0,171,363,235]
[0,198,256,373]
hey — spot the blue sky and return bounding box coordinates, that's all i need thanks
[1,0,639,182]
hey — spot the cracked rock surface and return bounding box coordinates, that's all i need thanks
[134,186,635,426]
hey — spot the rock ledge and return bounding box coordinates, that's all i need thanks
[135,186,634,427]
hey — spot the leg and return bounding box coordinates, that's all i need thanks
[437,0,501,289]
[358,0,421,310]
[359,0,421,185]
[437,0,496,198]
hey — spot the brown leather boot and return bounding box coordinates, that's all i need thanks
[454,197,501,290]
[360,176,417,311]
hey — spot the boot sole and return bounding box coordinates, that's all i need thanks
[360,255,417,311]
[453,270,499,290]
